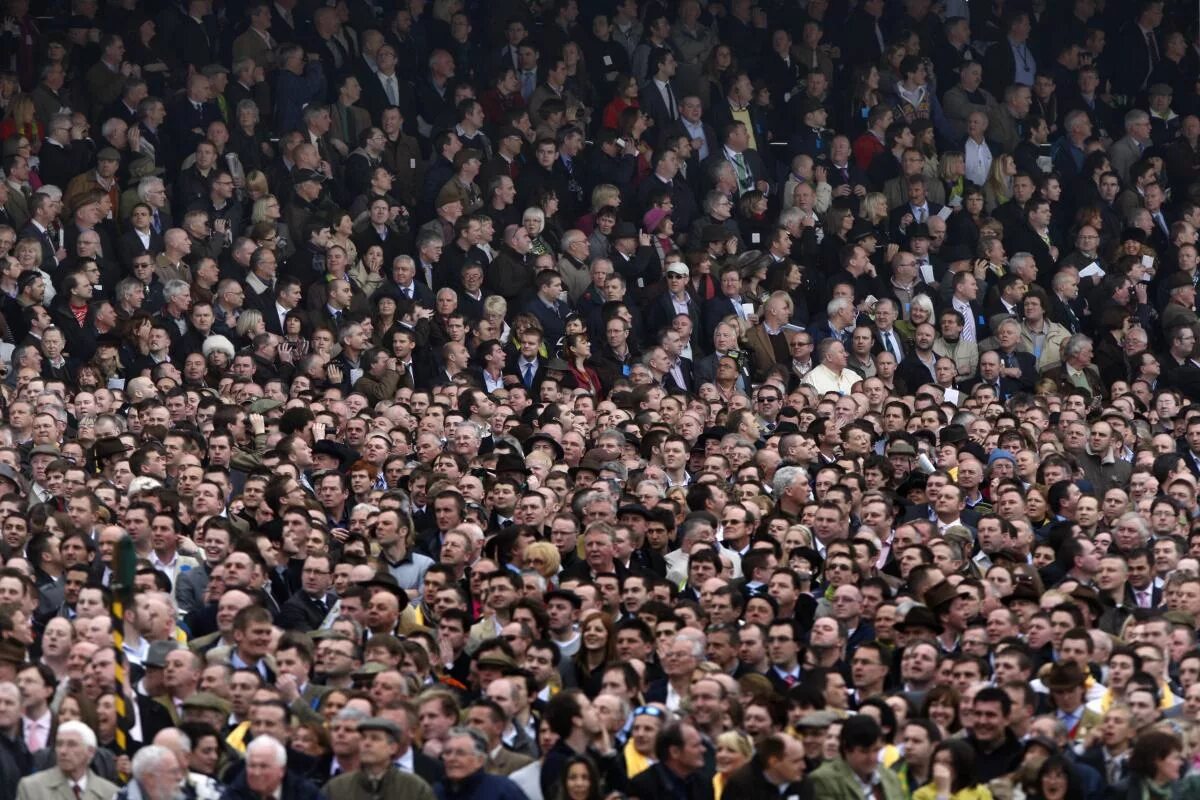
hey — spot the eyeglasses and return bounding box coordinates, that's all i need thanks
[827,563,853,571]
[632,705,666,719]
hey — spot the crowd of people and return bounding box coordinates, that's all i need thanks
[1,0,1200,798]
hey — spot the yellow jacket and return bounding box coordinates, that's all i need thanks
[913,784,994,800]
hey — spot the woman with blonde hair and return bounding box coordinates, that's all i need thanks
[523,541,561,582]
[247,193,293,259]
[713,731,754,800]
[896,293,935,340]
[235,309,265,345]
[940,151,966,209]
[523,206,552,257]
[983,154,1016,212]
[483,295,510,343]
[0,94,41,145]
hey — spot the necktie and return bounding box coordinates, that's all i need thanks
[385,75,398,106]
[1138,590,1149,607]
[884,331,898,359]
[523,363,534,388]
[733,152,749,188]
[152,210,162,234]
[28,723,43,752]
[404,285,412,299]
[522,71,536,99]
[1146,31,1159,65]
[915,207,925,223]
[73,785,81,800]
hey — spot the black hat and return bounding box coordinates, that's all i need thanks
[895,605,944,634]
[524,432,564,461]
[613,221,638,240]
[847,219,877,243]
[544,589,583,609]
[313,440,359,470]
[1121,227,1147,243]
[802,96,826,115]
[494,452,530,475]
[93,436,127,462]
[1001,583,1041,607]
[941,244,974,263]
[940,424,968,445]
[618,504,652,520]
[907,222,931,240]
[358,571,410,607]
[702,224,729,243]
[1167,272,1194,291]
[294,168,327,184]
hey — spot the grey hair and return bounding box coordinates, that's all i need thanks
[1114,512,1150,545]
[57,720,98,750]
[246,734,288,767]
[827,296,853,318]
[1009,252,1034,269]
[1062,333,1092,362]
[135,176,164,202]
[772,466,809,498]
[1124,109,1149,130]
[446,726,489,756]
[333,707,371,724]
[520,570,547,593]
[910,294,935,319]
[100,118,127,139]
[675,630,706,659]
[779,207,804,229]
[131,745,178,780]
[235,98,260,121]
[163,279,190,302]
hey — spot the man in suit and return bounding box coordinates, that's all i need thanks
[723,734,806,799]
[270,0,302,44]
[702,265,754,342]
[628,722,713,800]
[360,45,415,128]
[15,721,118,800]
[888,175,944,246]
[167,73,223,157]
[1003,198,1060,277]
[276,553,337,632]
[809,715,905,800]
[172,0,216,73]
[1042,333,1105,402]
[981,12,1037,99]
[1111,1,1164,96]
[523,269,572,346]
[703,120,769,198]
[991,318,1039,390]
[1109,110,1154,185]
[965,350,1025,404]
[667,95,719,166]
[233,3,278,70]
[84,34,128,121]
[641,49,681,134]
[646,262,702,349]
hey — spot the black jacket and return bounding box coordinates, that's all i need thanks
[628,763,714,800]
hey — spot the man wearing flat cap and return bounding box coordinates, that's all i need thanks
[324,717,437,800]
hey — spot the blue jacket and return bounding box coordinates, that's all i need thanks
[435,770,527,800]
